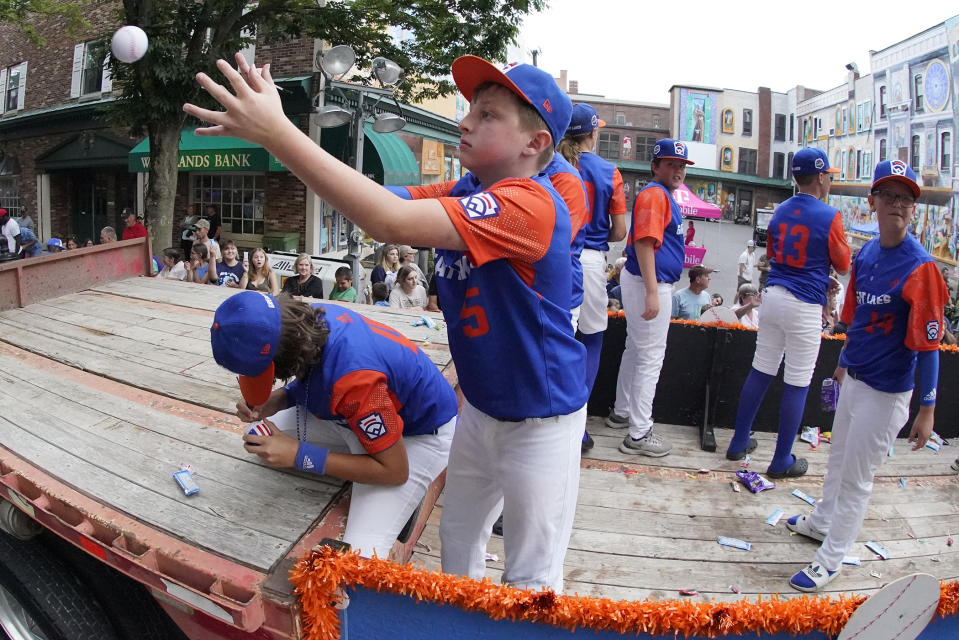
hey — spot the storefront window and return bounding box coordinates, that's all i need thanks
[190,173,265,235]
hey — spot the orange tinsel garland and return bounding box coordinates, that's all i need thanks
[288,548,959,640]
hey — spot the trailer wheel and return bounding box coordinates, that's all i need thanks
[0,533,119,640]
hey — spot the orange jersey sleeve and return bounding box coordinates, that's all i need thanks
[330,369,403,454]
[404,180,459,199]
[901,261,949,351]
[609,169,627,216]
[549,171,589,241]
[839,267,858,326]
[438,178,556,268]
[827,212,851,273]
[629,187,671,248]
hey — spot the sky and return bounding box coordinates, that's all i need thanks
[518,1,957,104]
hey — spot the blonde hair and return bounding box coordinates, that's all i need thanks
[557,131,591,167]
[248,247,274,281]
[379,244,399,271]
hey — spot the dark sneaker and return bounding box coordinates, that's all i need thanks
[491,514,503,536]
[726,437,758,461]
[618,430,671,457]
[789,562,838,592]
[605,411,629,429]
[582,431,594,454]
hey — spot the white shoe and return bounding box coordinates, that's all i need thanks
[785,514,826,542]
[790,562,839,592]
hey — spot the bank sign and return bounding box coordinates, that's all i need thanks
[128,131,287,172]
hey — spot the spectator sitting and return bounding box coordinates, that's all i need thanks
[121,208,148,241]
[84,238,94,247]
[281,253,324,298]
[671,265,714,320]
[66,236,80,250]
[328,265,357,302]
[711,293,724,307]
[732,284,761,329]
[371,281,390,306]
[389,265,428,309]
[212,240,245,287]
[19,225,41,257]
[606,256,627,295]
[398,245,427,286]
[183,242,215,284]
[240,247,279,295]
[99,226,117,244]
[44,238,65,254]
[757,254,771,290]
[156,248,188,280]
[370,243,400,292]
[607,297,622,312]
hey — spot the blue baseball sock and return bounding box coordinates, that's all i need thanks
[769,382,810,473]
[728,368,774,454]
[581,331,604,395]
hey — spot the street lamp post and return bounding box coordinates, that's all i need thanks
[314,46,406,280]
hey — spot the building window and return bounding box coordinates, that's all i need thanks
[2,62,26,112]
[0,177,19,214]
[942,132,952,171]
[615,112,626,125]
[71,41,111,98]
[720,146,734,171]
[635,136,656,162]
[856,104,864,132]
[738,148,757,174]
[911,134,921,171]
[855,149,862,179]
[742,109,752,136]
[772,152,785,179]
[861,152,872,179]
[835,107,842,135]
[652,114,661,128]
[879,86,887,118]
[598,132,620,160]
[190,173,266,235]
[914,74,924,112]
[787,151,793,175]
[789,114,794,141]
[774,114,786,141]
[879,138,887,162]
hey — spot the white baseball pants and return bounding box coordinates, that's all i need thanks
[439,400,586,592]
[612,271,673,439]
[271,408,455,560]
[751,285,822,386]
[578,249,610,335]
[808,375,911,571]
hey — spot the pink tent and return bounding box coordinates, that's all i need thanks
[674,184,722,219]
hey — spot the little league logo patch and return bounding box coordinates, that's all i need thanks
[357,412,388,440]
[890,160,908,175]
[673,142,686,156]
[926,320,941,341]
[814,158,825,170]
[459,193,501,220]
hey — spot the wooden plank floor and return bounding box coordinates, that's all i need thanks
[410,418,959,602]
[0,277,451,574]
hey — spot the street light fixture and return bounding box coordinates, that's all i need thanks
[312,44,408,273]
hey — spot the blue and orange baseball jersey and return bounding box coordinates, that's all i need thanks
[624,182,685,284]
[766,194,850,305]
[392,176,587,420]
[839,234,947,393]
[282,304,458,454]
[544,154,589,309]
[577,152,627,252]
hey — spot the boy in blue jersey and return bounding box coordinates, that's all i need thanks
[186,55,586,592]
[785,160,947,591]
[605,139,692,457]
[558,103,628,451]
[211,291,457,560]
[725,147,850,477]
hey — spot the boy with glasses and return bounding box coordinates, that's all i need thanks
[786,159,947,590]
[725,147,850,475]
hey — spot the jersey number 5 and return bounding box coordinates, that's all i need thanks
[460,286,490,338]
[774,223,809,268]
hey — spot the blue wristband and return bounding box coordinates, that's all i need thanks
[295,442,329,475]
[917,349,939,406]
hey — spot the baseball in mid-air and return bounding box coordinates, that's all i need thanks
[111,25,149,63]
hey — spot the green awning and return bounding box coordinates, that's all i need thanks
[128,128,286,172]
[362,124,419,186]
[400,121,461,146]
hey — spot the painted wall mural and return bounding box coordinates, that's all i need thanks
[678,89,718,144]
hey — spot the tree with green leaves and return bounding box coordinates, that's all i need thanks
[2,0,544,250]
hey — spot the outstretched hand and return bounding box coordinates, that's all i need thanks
[183,53,293,147]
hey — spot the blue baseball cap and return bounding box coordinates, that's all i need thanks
[451,56,572,147]
[566,103,605,135]
[872,159,921,198]
[792,147,839,176]
[211,291,281,406]
[46,238,63,249]
[652,138,694,165]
